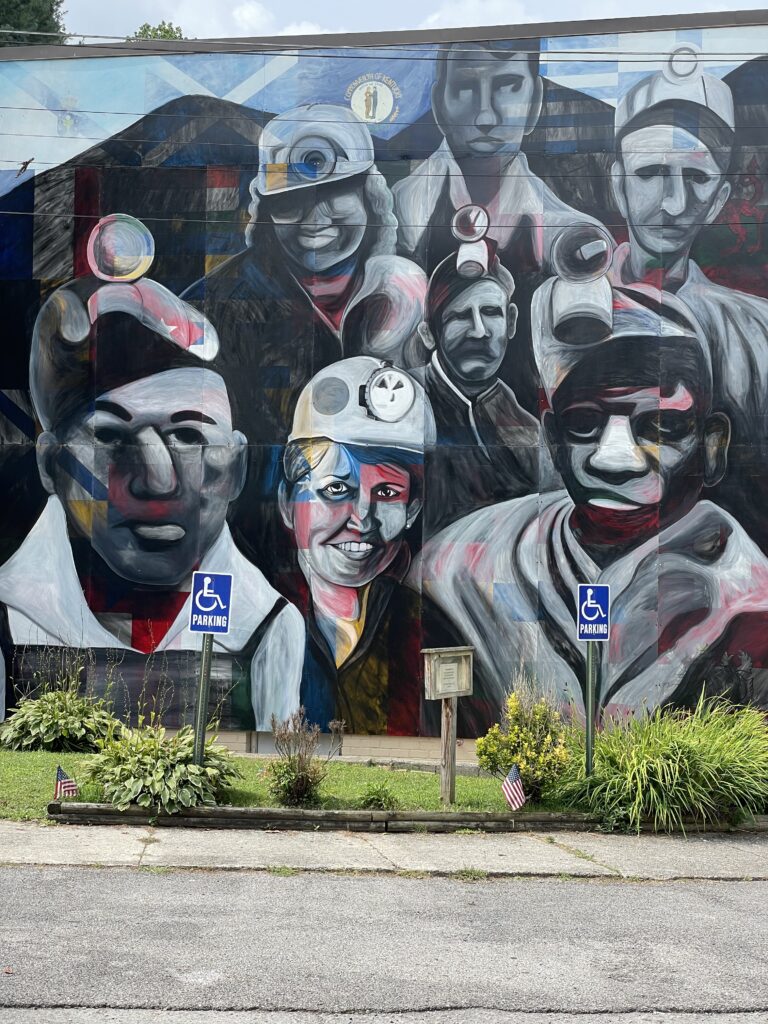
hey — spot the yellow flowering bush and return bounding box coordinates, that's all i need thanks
[476,689,569,802]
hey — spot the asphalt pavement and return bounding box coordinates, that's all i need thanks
[1,823,766,1022]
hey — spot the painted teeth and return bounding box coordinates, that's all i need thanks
[336,542,374,553]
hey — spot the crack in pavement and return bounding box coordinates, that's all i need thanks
[529,833,622,876]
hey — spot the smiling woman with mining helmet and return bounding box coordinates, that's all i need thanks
[278,356,482,736]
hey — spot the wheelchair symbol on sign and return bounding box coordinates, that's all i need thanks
[580,588,606,622]
[194,576,226,613]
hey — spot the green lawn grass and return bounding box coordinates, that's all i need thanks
[0,748,535,820]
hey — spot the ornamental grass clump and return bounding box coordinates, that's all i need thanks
[0,690,120,753]
[81,723,242,815]
[554,696,768,833]
[475,676,570,802]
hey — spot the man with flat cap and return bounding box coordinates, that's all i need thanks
[415,273,768,722]
[0,214,303,729]
[610,44,768,551]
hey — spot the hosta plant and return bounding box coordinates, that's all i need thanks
[0,690,120,753]
[82,724,242,815]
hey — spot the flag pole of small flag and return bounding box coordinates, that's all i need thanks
[54,766,78,801]
[501,764,526,811]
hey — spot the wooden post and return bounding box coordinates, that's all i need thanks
[440,696,457,805]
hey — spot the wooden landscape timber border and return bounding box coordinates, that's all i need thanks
[46,802,768,833]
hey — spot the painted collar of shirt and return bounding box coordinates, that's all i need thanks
[610,240,701,292]
[0,497,281,654]
[308,541,412,669]
[397,140,546,259]
[429,352,499,453]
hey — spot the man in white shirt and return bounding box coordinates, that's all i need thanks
[0,214,303,728]
[393,39,604,274]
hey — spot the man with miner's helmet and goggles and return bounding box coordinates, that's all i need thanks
[610,44,768,553]
[416,273,768,722]
[411,206,559,537]
[0,214,303,730]
[278,356,491,737]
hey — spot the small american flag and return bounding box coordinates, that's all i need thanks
[54,766,78,801]
[501,764,526,811]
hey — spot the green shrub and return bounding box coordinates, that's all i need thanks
[0,691,120,753]
[476,680,569,801]
[267,708,344,807]
[554,697,768,833]
[81,724,242,815]
[358,780,400,811]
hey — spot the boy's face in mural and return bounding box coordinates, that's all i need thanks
[268,180,367,273]
[545,354,729,551]
[433,45,543,160]
[438,278,517,390]
[281,443,421,589]
[612,125,731,262]
[37,368,247,588]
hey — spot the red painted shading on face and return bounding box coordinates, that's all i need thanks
[106,470,182,521]
[571,502,660,546]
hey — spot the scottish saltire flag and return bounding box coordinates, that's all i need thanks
[54,766,78,801]
[501,765,526,811]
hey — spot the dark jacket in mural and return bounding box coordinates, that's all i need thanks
[411,355,557,537]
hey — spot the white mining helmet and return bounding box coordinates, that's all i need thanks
[254,104,375,197]
[615,44,735,134]
[288,357,436,453]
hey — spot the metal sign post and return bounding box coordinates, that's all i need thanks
[422,646,474,805]
[189,572,233,766]
[576,584,610,777]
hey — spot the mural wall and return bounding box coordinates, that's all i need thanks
[2,20,768,736]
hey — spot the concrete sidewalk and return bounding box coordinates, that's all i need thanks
[1,820,767,879]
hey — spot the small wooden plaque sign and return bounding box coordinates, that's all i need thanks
[422,646,474,700]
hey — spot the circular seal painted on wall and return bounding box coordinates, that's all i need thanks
[346,73,402,125]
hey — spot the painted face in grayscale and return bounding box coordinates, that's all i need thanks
[41,368,247,588]
[613,125,731,262]
[270,182,367,273]
[434,45,541,159]
[438,278,513,389]
[547,372,728,549]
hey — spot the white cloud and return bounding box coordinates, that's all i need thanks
[419,0,532,30]
[278,21,339,36]
[231,1,277,35]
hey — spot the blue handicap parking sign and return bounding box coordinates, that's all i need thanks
[189,572,233,635]
[577,584,610,642]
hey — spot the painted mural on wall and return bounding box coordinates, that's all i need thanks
[2,23,768,735]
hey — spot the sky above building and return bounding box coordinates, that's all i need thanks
[61,0,768,41]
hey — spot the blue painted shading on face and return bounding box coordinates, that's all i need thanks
[287,442,423,502]
[57,448,109,502]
